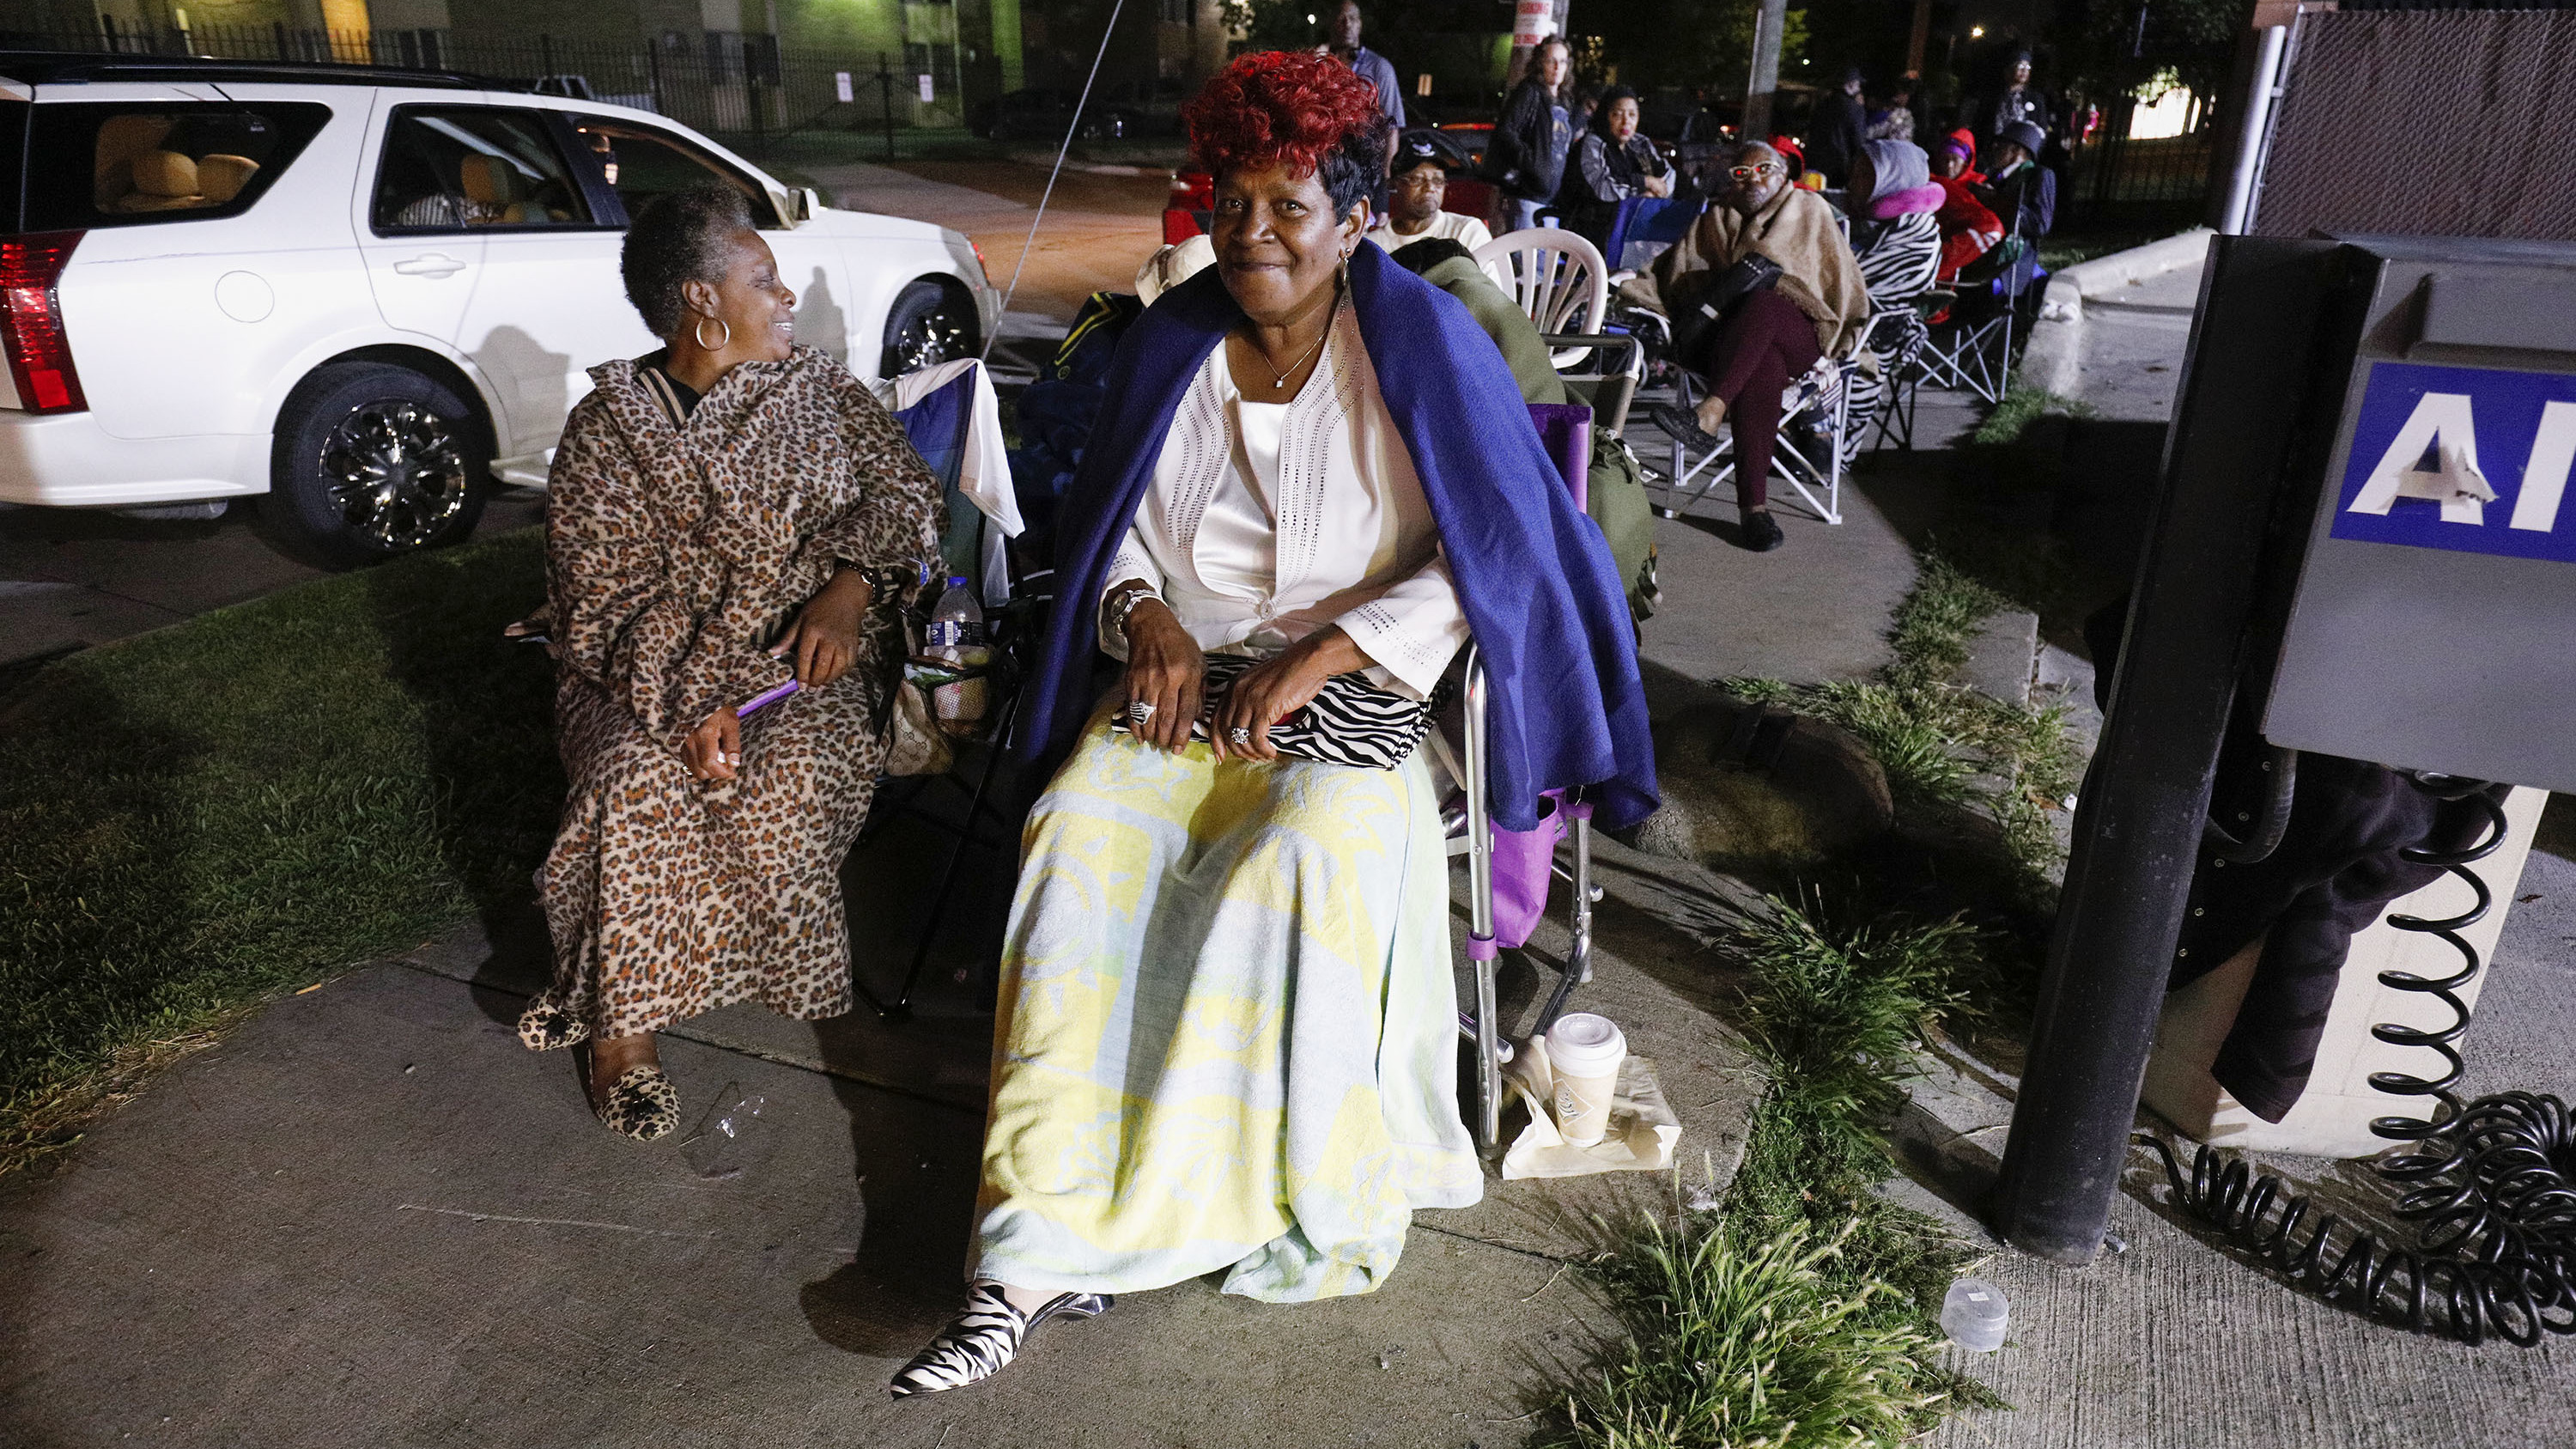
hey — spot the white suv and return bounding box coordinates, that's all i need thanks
[0,52,997,564]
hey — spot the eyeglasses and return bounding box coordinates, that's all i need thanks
[1727,164,1783,180]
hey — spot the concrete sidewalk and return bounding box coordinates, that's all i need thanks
[0,803,1767,1449]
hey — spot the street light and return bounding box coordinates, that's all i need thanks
[1971,25,1986,37]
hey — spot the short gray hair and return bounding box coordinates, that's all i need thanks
[620,183,756,338]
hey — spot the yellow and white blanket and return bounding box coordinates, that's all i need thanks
[973,718,1482,1301]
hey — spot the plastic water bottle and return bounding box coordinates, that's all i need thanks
[924,575,987,732]
[680,1082,768,1180]
[925,575,984,662]
[1940,1277,2009,1352]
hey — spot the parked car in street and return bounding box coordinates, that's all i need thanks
[0,51,997,564]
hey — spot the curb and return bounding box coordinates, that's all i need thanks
[2022,227,2214,398]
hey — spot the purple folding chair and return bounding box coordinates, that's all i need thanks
[1451,403,1600,1149]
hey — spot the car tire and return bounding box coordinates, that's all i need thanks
[880,280,980,379]
[269,362,490,569]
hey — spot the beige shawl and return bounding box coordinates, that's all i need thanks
[1649,185,1870,357]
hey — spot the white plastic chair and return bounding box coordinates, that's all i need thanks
[1473,227,1610,368]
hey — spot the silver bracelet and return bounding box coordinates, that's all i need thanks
[1105,583,1160,647]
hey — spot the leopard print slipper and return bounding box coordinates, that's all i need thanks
[517,1001,591,1052]
[594,1066,681,1142]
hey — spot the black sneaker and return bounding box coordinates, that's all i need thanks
[1741,511,1784,552]
[1649,401,1723,452]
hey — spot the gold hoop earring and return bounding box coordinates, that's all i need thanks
[693,316,732,350]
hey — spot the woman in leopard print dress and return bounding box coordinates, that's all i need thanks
[519,185,942,1140]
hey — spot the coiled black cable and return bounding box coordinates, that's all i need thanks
[2136,776,2576,1346]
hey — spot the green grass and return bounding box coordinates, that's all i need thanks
[1534,550,2108,1444]
[1970,384,2090,448]
[0,529,560,1173]
[1729,557,2082,892]
[2034,229,2165,273]
[1540,893,2002,1447]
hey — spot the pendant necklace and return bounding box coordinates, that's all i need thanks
[1254,297,1335,392]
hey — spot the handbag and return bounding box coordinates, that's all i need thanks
[1668,253,1783,374]
[1110,654,1444,770]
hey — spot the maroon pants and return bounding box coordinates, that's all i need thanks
[1694,288,1820,508]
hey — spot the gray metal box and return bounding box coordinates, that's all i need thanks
[2264,238,2576,794]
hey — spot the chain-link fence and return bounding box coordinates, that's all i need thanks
[0,22,974,141]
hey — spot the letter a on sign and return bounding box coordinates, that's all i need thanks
[2330,362,2576,565]
[2347,392,2494,524]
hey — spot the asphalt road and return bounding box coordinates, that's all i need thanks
[0,490,549,686]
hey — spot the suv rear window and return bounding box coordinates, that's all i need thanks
[24,101,328,231]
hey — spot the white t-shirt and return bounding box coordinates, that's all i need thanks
[1366,209,1493,258]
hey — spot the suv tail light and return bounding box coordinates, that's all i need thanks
[0,232,88,414]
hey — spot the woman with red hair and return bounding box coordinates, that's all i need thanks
[891,52,1655,1395]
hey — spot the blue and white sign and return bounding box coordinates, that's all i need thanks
[2330,361,2576,565]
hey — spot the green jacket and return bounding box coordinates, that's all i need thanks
[1410,253,1655,616]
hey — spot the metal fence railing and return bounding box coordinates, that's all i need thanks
[0,23,974,141]
[2062,100,2215,229]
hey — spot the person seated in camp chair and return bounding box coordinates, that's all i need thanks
[1643,140,1868,553]
[1931,134,2004,283]
[1976,120,2057,242]
[891,51,1654,1398]
[1552,85,1674,257]
[516,185,944,1142]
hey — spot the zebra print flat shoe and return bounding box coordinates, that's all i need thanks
[889,1281,1112,1397]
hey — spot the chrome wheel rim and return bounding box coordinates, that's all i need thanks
[318,399,467,549]
[890,303,971,374]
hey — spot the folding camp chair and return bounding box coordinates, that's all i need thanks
[1449,403,1602,1150]
[1649,307,1922,527]
[1868,289,1953,452]
[1917,228,2046,405]
[1542,329,1642,436]
[851,356,1044,1018]
[1473,227,1611,368]
[1597,194,1704,277]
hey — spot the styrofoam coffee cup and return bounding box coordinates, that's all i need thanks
[1546,1013,1627,1146]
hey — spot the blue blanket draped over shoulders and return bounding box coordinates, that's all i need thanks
[1019,240,1657,834]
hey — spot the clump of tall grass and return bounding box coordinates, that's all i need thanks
[1540,893,2001,1449]
[1731,555,2081,893]
[1559,1216,1946,1448]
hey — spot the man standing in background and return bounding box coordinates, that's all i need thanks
[1964,51,2050,155]
[1807,67,1868,187]
[1324,0,1405,167]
